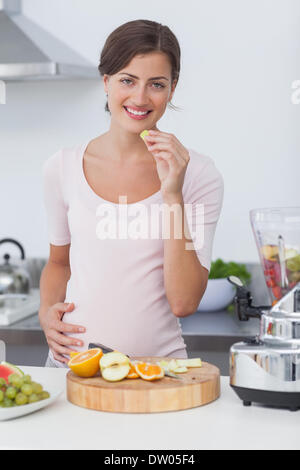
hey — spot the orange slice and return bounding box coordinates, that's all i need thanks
[133,362,164,381]
[127,362,139,379]
[69,351,80,358]
[68,348,103,377]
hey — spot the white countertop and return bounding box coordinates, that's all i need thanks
[0,366,299,450]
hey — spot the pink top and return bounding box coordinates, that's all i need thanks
[42,140,224,367]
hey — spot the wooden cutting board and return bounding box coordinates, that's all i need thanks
[66,356,220,413]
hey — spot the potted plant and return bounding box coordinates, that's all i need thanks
[197,258,251,312]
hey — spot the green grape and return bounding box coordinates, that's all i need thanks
[8,373,20,384]
[22,374,32,384]
[15,392,28,406]
[286,255,300,272]
[21,384,33,396]
[28,393,39,404]
[39,391,50,400]
[9,376,23,389]
[0,390,3,402]
[2,397,13,407]
[5,386,17,400]
[0,378,7,387]
[31,382,43,394]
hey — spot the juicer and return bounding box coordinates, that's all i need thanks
[228,276,300,410]
[228,207,300,410]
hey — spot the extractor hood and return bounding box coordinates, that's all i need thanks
[0,0,99,81]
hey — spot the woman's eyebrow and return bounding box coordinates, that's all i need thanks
[118,72,169,81]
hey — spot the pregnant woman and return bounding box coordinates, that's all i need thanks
[40,20,224,367]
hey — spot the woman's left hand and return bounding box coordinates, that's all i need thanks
[144,130,190,199]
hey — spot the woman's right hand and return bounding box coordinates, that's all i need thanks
[40,302,86,364]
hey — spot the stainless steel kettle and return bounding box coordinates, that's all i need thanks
[0,239,31,295]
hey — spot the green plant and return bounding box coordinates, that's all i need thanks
[209,258,251,285]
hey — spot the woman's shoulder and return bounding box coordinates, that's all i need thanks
[185,147,224,186]
[182,148,224,207]
[43,141,86,174]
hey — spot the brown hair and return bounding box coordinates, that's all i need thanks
[98,20,181,113]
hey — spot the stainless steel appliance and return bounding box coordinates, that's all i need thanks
[229,276,300,410]
[228,207,300,411]
[0,238,31,295]
[0,289,40,325]
[228,205,300,410]
[0,0,98,81]
[0,239,40,325]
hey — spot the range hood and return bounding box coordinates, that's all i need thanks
[0,0,99,81]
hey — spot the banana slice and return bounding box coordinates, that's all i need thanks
[158,358,202,373]
[176,358,202,368]
[172,366,188,373]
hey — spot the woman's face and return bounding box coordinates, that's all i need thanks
[103,52,176,132]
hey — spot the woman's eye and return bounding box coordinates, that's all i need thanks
[153,82,165,89]
[121,79,132,85]
[120,79,164,89]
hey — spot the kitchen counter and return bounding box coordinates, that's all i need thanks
[1,309,260,336]
[0,366,299,450]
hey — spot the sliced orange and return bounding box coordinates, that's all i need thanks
[133,362,164,381]
[68,348,103,377]
[127,362,139,379]
[69,351,80,358]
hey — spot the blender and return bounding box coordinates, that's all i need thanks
[250,207,300,305]
[228,207,300,410]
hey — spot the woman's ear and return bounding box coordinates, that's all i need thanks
[103,74,110,94]
[169,79,177,103]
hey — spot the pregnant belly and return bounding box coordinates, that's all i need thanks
[61,302,186,358]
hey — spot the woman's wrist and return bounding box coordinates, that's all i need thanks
[162,191,183,205]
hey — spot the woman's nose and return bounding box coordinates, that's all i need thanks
[131,86,150,105]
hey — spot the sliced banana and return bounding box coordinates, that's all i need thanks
[176,358,202,368]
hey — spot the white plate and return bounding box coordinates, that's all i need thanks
[0,366,64,421]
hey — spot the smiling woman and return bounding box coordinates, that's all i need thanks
[40,19,224,368]
[98,20,181,114]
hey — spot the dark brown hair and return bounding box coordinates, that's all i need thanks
[98,20,181,113]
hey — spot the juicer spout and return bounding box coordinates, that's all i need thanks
[227,276,271,321]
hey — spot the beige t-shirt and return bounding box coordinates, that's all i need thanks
[42,141,224,366]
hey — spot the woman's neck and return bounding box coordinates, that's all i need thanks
[102,120,158,165]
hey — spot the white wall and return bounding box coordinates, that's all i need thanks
[1,0,299,263]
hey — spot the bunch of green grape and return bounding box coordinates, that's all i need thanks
[0,373,50,408]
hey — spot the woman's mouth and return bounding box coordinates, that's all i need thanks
[123,106,152,120]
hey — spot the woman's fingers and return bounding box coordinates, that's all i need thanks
[48,328,83,348]
[48,339,76,357]
[54,302,75,315]
[51,349,70,364]
[144,135,189,165]
[53,319,85,334]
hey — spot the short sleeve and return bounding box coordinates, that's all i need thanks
[185,159,224,272]
[42,149,71,246]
